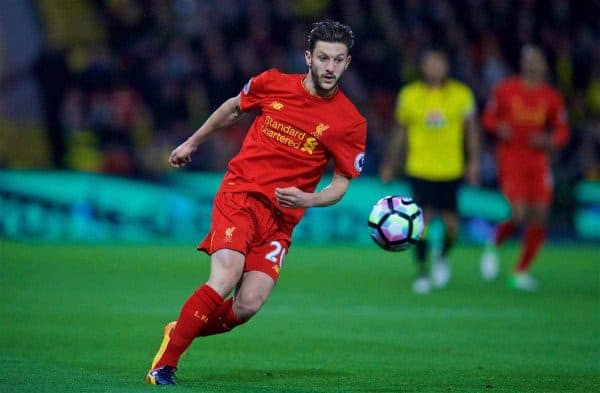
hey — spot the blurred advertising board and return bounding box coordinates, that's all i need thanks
[2,171,595,243]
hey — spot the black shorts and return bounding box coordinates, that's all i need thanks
[407,176,461,212]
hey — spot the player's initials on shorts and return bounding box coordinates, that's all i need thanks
[225,227,236,242]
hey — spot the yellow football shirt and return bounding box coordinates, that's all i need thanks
[395,79,475,181]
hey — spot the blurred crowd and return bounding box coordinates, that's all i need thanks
[30,0,600,182]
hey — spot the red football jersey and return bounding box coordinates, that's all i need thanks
[219,68,367,226]
[482,77,569,171]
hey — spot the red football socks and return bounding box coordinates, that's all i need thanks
[153,284,223,368]
[197,297,244,337]
[515,225,546,273]
[494,220,517,246]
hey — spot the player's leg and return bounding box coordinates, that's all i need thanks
[508,202,549,291]
[232,270,276,320]
[494,165,527,246]
[495,202,527,245]
[431,179,460,289]
[515,202,549,273]
[148,250,244,377]
[480,201,527,281]
[440,211,459,257]
[147,192,253,384]
[494,167,529,247]
[508,166,553,291]
[408,176,433,294]
[413,206,433,293]
[481,166,528,281]
[198,234,288,336]
[198,271,276,336]
[432,209,459,289]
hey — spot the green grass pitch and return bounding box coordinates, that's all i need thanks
[1,240,598,392]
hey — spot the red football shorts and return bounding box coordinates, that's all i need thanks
[498,161,553,205]
[198,192,292,282]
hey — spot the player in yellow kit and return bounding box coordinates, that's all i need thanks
[380,49,480,294]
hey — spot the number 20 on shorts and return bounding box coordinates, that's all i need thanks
[265,241,286,267]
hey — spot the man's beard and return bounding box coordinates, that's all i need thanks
[310,66,338,95]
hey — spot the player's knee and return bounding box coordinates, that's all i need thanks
[208,250,245,296]
[207,275,238,298]
[233,293,267,320]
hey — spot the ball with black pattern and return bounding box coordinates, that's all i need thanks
[368,195,424,251]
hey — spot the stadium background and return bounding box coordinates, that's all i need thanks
[1,0,599,242]
[0,1,599,392]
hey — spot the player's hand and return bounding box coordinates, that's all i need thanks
[275,187,314,208]
[529,134,553,151]
[168,141,197,168]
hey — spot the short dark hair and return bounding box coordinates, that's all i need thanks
[307,20,354,53]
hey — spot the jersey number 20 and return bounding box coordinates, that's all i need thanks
[265,241,286,267]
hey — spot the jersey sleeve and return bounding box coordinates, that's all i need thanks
[461,86,476,119]
[549,90,570,148]
[482,82,504,134]
[239,68,277,112]
[394,88,411,126]
[330,120,367,179]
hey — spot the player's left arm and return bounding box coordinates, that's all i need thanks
[465,115,481,185]
[530,92,570,151]
[275,173,351,208]
[276,117,366,209]
[549,92,570,148]
[463,88,481,185]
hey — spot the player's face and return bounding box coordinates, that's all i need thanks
[521,47,547,81]
[421,52,449,85]
[305,41,351,95]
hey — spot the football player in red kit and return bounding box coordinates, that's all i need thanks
[146,20,366,385]
[480,45,569,291]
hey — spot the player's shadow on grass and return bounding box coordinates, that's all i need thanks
[202,368,352,383]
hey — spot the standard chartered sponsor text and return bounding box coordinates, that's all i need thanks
[264,116,306,139]
[262,115,307,149]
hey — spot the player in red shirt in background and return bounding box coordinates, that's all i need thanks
[146,20,366,385]
[479,45,569,291]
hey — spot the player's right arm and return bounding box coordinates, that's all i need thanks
[380,88,409,183]
[169,95,245,168]
[482,82,511,141]
[529,90,570,151]
[379,122,407,183]
[462,86,481,185]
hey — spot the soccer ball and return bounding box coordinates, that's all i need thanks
[368,195,424,251]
